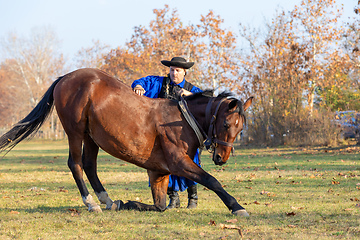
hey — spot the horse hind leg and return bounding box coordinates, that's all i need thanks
[119,170,168,212]
[67,136,102,212]
[82,134,116,210]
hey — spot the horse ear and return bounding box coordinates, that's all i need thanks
[228,99,239,111]
[243,96,253,112]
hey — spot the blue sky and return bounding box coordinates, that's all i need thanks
[0,0,356,62]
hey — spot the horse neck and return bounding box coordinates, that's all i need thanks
[187,97,213,131]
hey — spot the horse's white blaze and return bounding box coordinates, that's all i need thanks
[96,191,114,209]
[235,119,239,125]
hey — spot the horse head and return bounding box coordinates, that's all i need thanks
[205,95,253,166]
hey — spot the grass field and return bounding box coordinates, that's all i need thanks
[0,140,359,239]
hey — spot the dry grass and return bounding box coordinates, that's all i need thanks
[0,140,359,239]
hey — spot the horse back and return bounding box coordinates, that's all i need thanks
[53,68,184,172]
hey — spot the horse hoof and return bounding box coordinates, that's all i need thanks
[111,200,124,211]
[232,209,249,217]
[89,205,102,213]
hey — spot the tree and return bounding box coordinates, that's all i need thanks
[0,26,66,138]
[0,62,28,127]
[0,26,65,107]
[196,11,240,93]
[101,5,200,85]
[238,0,345,146]
[314,1,360,112]
[290,0,343,113]
[101,5,239,92]
[239,9,309,144]
[74,39,110,68]
[343,1,360,89]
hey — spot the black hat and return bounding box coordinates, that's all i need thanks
[161,57,194,69]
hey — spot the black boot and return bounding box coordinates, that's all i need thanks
[187,185,198,209]
[167,188,180,209]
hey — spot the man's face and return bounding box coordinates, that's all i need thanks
[169,66,186,84]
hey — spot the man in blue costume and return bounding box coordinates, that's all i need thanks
[131,57,202,209]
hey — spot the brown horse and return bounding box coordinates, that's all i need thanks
[0,68,252,216]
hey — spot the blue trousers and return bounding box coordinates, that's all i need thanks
[168,149,201,192]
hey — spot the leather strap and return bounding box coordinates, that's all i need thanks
[178,96,206,148]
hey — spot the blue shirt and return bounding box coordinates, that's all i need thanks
[132,75,202,191]
[131,75,202,98]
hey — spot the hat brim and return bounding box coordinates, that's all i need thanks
[161,60,194,69]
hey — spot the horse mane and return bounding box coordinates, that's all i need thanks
[184,90,246,124]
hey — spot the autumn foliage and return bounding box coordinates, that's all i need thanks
[101,5,240,92]
[0,1,359,146]
[239,0,359,145]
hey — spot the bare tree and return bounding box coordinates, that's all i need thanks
[74,39,110,69]
[0,26,66,138]
[0,26,65,107]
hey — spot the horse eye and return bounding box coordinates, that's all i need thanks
[223,121,230,129]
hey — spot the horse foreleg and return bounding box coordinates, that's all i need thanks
[82,134,115,210]
[68,137,102,213]
[175,163,249,217]
[119,170,168,212]
[197,173,249,216]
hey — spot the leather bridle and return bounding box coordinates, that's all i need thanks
[178,96,237,153]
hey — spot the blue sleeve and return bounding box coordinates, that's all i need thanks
[131,76,163,99]
[190,85,202,94]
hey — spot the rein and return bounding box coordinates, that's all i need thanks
[178,97,206,147]
[178,96,235,153]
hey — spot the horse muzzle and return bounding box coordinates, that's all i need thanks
[213,153,226,166]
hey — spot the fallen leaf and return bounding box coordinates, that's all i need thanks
[68,208,81,216]
[9,211,20,214]
[350,198,359,202]
[288,225,297,228]
[253,201,260,205]
[332,181,340,185]
[208,219,216,226]
[219,224,243,238]
[286,212,296,216]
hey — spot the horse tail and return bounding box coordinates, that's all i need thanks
[0,77,62,154]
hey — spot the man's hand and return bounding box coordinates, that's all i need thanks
[178,89,193,97]
[133,85,146,96]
